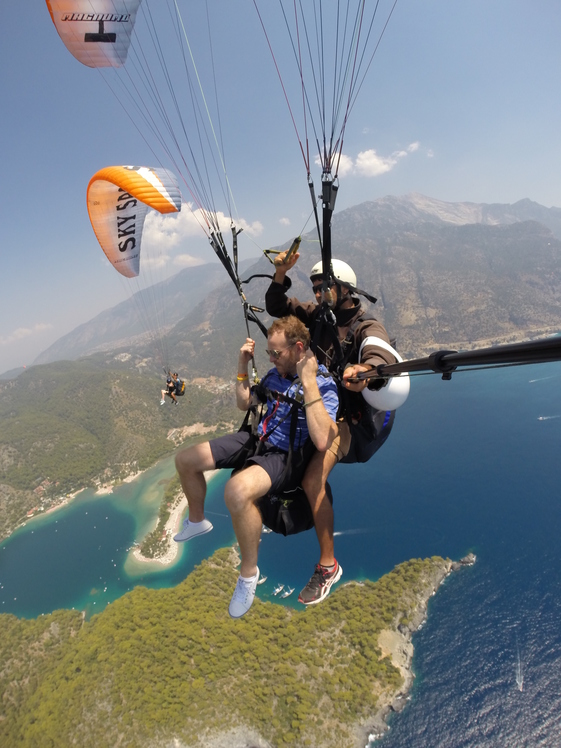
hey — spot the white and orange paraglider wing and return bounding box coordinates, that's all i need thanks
[46,0,141,68]
[87,166,182,278]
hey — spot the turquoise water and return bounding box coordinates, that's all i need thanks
[0,458,237,619]
[1,362,561,744]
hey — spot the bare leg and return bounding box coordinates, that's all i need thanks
[302,421,351,566]
[302,449,338,566]
[224,464,272,577]
[175,442,216,523]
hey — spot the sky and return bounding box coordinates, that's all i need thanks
[1,0,561,374]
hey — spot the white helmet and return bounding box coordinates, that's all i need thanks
[309,259,357,290]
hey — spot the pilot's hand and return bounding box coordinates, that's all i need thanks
[274,249,300,271]
[342,364,370,393]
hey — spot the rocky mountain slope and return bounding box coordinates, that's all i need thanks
[32,262,236,366]
[28,194,561,379]
[157,194,561,377]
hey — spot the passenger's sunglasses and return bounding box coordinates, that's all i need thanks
[265,343,296,359]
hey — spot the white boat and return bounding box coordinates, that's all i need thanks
[280,586,294,598]
[273,584,285,596]
[261,525,272,534]
[257,576,267,585]
[516,648,524,692]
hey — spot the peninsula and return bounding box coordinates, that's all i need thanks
[0,547,476,748]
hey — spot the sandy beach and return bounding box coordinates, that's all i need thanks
[122,470,143,484]
[130,469,220,566]
[94,468,143,496]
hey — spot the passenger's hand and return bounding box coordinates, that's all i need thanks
[239,338,255,367]
[296,348,318,384]
[342,364,370,392]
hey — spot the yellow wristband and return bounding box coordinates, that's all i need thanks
[236,374,248,381]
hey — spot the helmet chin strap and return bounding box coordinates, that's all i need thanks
[331,284,350,310]
[331,284,343,309]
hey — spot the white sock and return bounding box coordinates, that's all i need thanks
[240,572,258,583]
[188,519,205,526]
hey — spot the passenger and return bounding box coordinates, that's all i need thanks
[174,315,339,618]
[266,251,397,605]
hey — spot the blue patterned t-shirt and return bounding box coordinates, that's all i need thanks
[256,364,339,451]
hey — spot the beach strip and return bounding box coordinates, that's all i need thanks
[130,469,220,566]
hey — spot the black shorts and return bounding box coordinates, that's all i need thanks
[209,431,309,494]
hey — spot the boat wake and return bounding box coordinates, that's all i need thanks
[516,638,524,692]
[516,658,524,692]
[537,415,561,421]
[333,529,369,536]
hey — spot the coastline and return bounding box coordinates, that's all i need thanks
[12,464,170,540]
[18,469,147,529]
[358,553,477,747]
[167,552,477,748]
[94,468,144,496]
[129,469,221,567]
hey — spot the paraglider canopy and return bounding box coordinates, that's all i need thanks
[87,165,182,278]
[46,0,140,68]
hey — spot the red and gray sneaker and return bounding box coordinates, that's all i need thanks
[298,560,343,605]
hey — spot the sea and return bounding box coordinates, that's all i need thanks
[1,361,561,747]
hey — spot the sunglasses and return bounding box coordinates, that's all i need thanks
[265,343,296,359]
[312,282,336,295]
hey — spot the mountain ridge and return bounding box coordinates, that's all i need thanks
[27,193,561,375]
[32,260,255,367]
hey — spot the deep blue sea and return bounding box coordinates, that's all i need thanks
[1,362,561,746]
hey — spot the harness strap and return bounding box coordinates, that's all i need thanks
[260,398,281,440]
[311,305,344,371]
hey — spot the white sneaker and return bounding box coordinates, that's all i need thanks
[229,568,260,618]
[160,399,165,405]
[173,518,213,543]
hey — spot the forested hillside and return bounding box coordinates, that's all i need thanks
[0,359,238,540]
[0,548,449,748]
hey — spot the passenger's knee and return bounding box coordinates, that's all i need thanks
[224,480,249,515]
[175,446,198,474]
[174,450,186,473]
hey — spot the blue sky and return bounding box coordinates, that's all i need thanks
[1,1,560,374]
